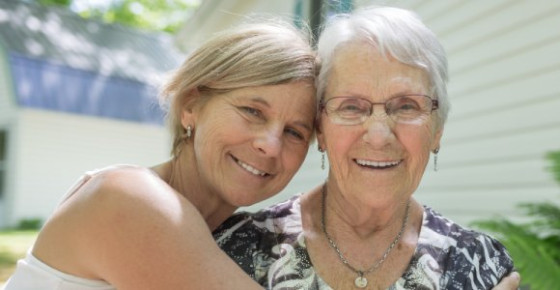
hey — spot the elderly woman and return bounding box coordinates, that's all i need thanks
[5,21,316,289]
[215,6,515,290]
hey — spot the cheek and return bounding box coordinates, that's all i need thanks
[398,127,434,164]
[284,145,309,173]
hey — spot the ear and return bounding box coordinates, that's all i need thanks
[180,88,201,129]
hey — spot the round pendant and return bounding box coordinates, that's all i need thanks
[354,276,368,288]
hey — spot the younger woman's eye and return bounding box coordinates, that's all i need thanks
[285,127,305,141]
[239,106,263,118]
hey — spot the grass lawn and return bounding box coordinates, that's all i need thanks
[0,230,38,283]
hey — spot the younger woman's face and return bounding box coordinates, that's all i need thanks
[185,81,316,206]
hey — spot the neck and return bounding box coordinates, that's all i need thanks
[323,181,410,238]
[319,183,411,281]
[152,153,237,231]
[321,183,410,239]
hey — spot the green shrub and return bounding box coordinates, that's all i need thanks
[15,218,42,230]
[471,151,560,289]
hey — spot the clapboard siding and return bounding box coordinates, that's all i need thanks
[349,0,560,224]
[451,72,560,119]
[418,186,560,225]
[8,109,170,225]
[0,46,14,122]
[443,127,560,163]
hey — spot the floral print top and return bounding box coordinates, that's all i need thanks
[213,194,514,289]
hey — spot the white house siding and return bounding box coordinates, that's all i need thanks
[350,0,560,225]
[6,108,170,227]
[0,43,15,227]
[0,47,14,120]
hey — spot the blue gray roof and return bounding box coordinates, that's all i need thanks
[0,0,184,124]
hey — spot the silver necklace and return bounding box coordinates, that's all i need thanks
[320,184,410,288]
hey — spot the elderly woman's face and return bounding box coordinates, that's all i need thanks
[318,42,442,207]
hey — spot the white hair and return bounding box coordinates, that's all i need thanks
[316,6,450,125]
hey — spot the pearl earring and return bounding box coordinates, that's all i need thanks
[186,125,193,139]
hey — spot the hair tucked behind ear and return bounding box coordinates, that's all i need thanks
[160,19,317,157]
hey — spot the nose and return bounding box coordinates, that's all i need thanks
[362,110,395,147]
[368,104,391,120]
[253,128,282,157]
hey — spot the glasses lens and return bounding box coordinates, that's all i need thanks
[324,95,436,125]
[387,95,433,124]
[325,97,370,125]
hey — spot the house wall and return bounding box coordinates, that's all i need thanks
[348,0,560,225]
[6,109,170,227]
[0,46,15,121]
[0,43,16,228]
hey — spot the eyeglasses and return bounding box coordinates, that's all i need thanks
[320,95,439,126]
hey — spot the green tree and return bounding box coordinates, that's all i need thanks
[37,0,71,6]
[34,0,199,33]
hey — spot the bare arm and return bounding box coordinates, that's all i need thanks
[33,168,262,289]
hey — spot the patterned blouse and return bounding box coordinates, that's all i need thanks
[213,194,514,290]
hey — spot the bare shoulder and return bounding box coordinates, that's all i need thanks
[86,166,186,211]
[32,166,260,288]
[32,166,203,279]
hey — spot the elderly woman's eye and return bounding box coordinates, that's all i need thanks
[338,100,365,113]
[340,104,361,112]
[392,98,421,112]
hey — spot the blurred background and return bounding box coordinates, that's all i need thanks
[0,0,559,286]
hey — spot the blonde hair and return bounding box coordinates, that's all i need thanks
[160,20,317,156]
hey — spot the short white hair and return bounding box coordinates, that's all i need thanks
[317,6,450,125]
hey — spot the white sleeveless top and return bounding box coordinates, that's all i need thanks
[4,165,142,290]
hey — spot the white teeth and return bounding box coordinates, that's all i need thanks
[237,160,267,176]
[356,159,400,168]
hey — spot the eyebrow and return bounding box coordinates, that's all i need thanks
[249,97,271,108]
[250,97,313,132]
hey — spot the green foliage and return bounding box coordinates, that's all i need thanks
[36,0,199,33]
[15,218,42,230]
[472,204,560,289]
[37,0,72,6]
[0,230,38,281]
[547,150,560,184]
[471,151,560,290]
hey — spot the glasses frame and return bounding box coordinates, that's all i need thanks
[320,95,439,125]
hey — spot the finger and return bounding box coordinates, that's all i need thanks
[492,272,520,290]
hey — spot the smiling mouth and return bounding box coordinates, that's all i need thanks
[355,159,401,169]
[232,156,270,177]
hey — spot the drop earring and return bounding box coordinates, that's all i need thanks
[319,146,325,170]
[433,148,439,172]
[186,125,193,139]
